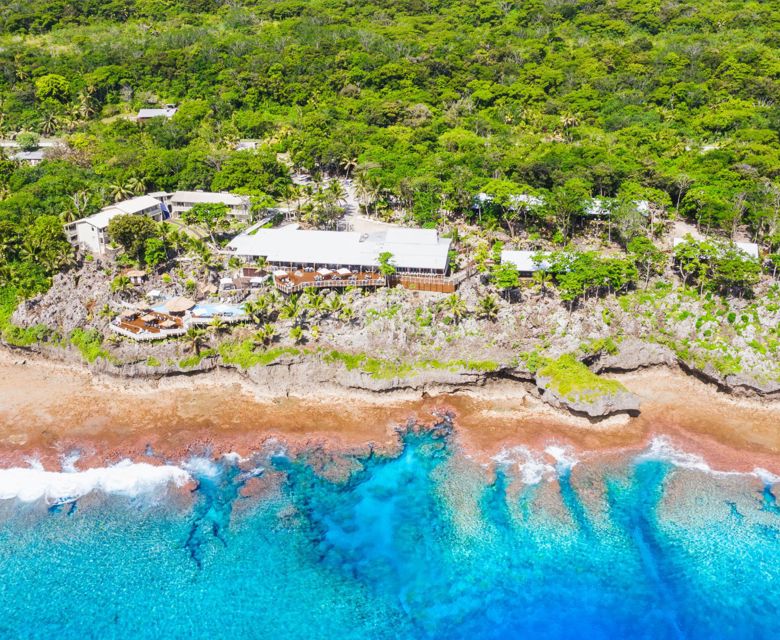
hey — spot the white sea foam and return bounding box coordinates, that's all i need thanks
[753,468,780,486]
[491,445,579,484]
[637,437,722,474]
[60,451,81,473]
[183,457,222,478]
[0,460,192,504]
[639,436,780,484]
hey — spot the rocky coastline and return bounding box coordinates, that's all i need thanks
[4,331,780,424]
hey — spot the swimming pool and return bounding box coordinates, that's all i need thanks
[152,302,245,318]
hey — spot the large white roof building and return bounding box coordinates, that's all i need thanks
[227,225,452,274]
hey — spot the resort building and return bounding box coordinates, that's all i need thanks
[227,225,455,293]
[136,105,178,122]
[501,250,552,277]
[227,225,452,275]
[152,191,252,221]
[67,196,165,255]
[672,237,760,260]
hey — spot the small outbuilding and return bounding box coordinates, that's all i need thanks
[125,269,147,285]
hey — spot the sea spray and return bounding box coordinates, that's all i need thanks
[0,460,191,504]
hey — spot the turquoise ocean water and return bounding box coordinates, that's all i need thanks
[1,428,779,639]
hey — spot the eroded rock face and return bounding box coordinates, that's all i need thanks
[594,338,677,372]
[535,374,641,419]
[12,259,113,334]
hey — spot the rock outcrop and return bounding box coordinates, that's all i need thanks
[534,372,641,419]
[594,338,677,372]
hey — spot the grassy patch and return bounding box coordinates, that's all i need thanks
[323,350,414,379]
[537,354,626,402]
[178,348,216,369]
[69,328,110,363]
[145,356,161,367]
[324,350,500,379]
[0,287,61,347]
[218,340,300,369]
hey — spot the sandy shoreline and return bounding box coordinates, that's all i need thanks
[1,347,780,477]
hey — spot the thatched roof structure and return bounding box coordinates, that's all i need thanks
[164,297,196,313]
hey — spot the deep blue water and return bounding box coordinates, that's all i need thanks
[1,429,779,639]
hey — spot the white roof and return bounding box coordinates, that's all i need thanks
[170,191,248,206]
[735,242,759,259]
[11,150,44,161]
[508,194,545,209]
[77,196,160,230]
[137,107,177,119]
[501,250,551,273]
[673,237,759,260]
[584,198,611,216]
[228,226,452,271]
[112,195,162,215]
[78,208,122,230]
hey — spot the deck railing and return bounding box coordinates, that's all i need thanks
[274,277,386,294]
[109,324,186,341]
[188,314,248,325]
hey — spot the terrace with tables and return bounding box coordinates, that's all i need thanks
[273,267,386,294]
[110,309,186,340]
[110,297,248,340]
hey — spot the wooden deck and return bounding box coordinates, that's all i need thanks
[115,310,183,335]
[274,270,386,294]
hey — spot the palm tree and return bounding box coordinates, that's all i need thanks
[242,298,269,325]
[183,327,208,356]
[41,112,60,136]
[339,306,355,324]
[279,294,302,322]
[40,112,59,136]
[98,304,114,320]
[60,208,78,224]
[476,294,499,322]
[108,182,132,203]
[341,155,358,178]
[110,275,133,295]
[207,317,227,338]
[126,176,146,196]
[305,292,327,319]
[328,180,347,207]
[253,322,277,347]
[193,245,222,281]
[310,325,321,341]
[325,295,344,318]
[77,92,96,119]
[289,325,305,344]
[533,270,552,296]
[441,294,468,325]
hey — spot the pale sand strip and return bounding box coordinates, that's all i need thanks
[1,348,779,475]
